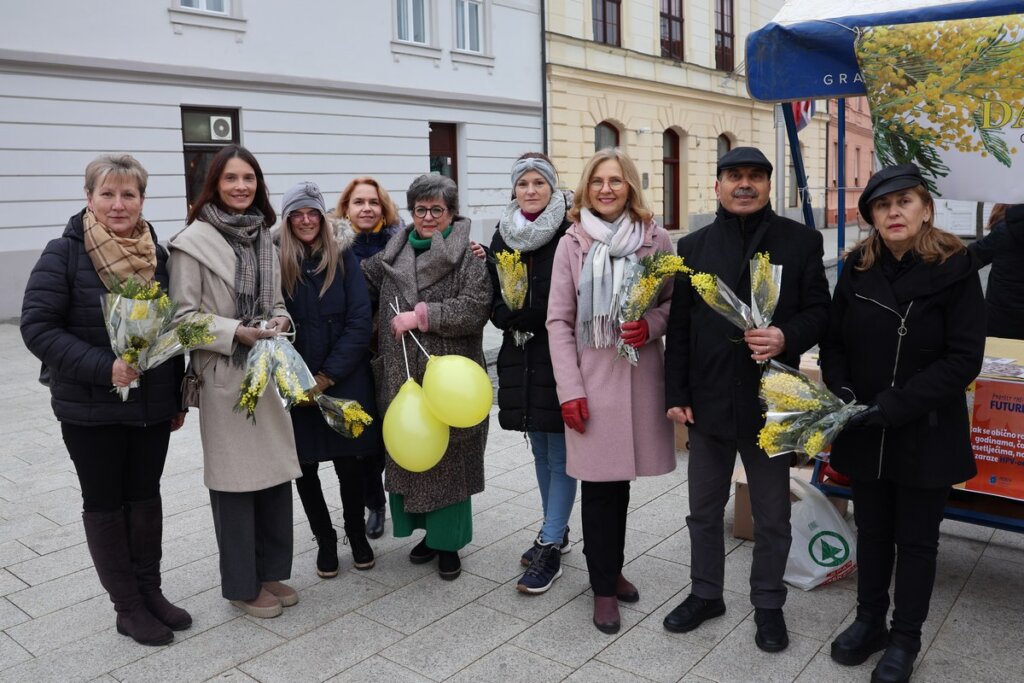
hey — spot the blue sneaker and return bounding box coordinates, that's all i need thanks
[520,527,571,566]
[516,542,562,594]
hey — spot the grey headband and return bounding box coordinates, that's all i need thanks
[510,158,557,191]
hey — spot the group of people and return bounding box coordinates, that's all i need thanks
[22,141,1012,683]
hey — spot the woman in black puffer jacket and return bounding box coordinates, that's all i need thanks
[969,203,1024,339]
[278,181,378,579]
[487,152,576,595]
[20,154,189,647]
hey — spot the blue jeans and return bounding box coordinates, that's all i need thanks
[529,431,577,545]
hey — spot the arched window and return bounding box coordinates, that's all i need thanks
[662,130,680,230]
[717,134,731,160]
[595,122,619,151]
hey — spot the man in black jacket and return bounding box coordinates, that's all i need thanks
[662,147,830,652]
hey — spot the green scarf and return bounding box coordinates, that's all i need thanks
[407,224,454,253]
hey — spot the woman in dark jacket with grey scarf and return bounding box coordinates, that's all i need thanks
[278,181,378,578]
[21,154,190,647]
[820,164,984,683]
[487,153,576,595]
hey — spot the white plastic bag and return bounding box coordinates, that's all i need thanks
[784,475,857,591]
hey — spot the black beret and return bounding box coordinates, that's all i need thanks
[858,164,926,225]
[717,147,773,177]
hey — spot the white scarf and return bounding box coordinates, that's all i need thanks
[576,208,645,349]
[498,191,567,252]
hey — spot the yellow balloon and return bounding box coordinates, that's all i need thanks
[382,379,449,473]
[422,354,493,428]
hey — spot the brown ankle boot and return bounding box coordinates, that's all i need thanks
[83,510,173,646]
[593,595,621,634]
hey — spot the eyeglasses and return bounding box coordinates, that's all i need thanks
[289,210,322,224]
[589,178,625,191]
[413,205,448,218]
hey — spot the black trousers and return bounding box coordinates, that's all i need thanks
[209,483,293,601]
[581,480,630,597]
[61,422,171,513]
[295,458,368,538]
[360,451,386,510]
[851,478,949,651]
[687,429,791,608]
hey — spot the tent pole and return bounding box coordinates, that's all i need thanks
[837,98,846,274]
[781,103,815,230]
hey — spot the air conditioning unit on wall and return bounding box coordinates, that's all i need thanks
[210,116,233,141]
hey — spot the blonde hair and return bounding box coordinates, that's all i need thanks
[277,214,342,299]
[337,177,400,227]
[849,185,965,270]
[84,154,148,197]
[568,148,653,224]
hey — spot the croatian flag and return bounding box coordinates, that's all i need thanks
[791,100,815,132]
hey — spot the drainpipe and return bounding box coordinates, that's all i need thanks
[540,0,548,155]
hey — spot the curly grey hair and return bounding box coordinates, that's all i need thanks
[406,174,458,215]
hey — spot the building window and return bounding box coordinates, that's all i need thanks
[593,0,621,47]
[662,130,680,230]
[832,141,839,186]
[397,0,428,44]
[429,122,458,182]
[178,0,228,12]
[455,0,481,52]
[660,0,683,61]
[595,122,619,151]
[717,134,731,160]
[715,0,734,72]
[181,107,239,210]
[855,146,862,187]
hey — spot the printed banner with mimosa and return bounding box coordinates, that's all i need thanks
[855,14,1024,202]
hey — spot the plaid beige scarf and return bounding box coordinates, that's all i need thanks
[82,209,157,289]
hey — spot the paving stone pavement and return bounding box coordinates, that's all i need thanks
[1,321,1023,682]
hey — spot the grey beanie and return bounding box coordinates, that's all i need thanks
[510,157,558,191]
[281,181,327,218]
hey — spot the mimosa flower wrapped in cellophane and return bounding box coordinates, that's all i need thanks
[757,361,868,458]
[690,252,783,332]
[493,249,532,347]
[615,251,691,364]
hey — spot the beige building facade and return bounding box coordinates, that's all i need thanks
[545,0,827,231]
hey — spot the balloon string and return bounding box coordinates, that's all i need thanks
[389,301,431,360]
[394,297,411,380]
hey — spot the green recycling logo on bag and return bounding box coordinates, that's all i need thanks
[808,530,850,568]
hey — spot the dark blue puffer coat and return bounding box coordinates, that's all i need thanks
[286,244,382,462]
[20,210,181,426]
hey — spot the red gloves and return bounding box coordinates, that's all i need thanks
[620,319,649,348]
[561,398,589,434]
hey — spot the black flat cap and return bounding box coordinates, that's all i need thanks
[717,147,773,177]
[859,164,926,225]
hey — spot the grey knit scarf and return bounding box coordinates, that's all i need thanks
[199,202,276,365]
[576,209,644,350]
[498,190,568,253]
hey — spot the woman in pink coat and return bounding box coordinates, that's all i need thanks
[546,148,676,634]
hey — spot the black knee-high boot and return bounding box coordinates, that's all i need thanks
[126,497,192,631]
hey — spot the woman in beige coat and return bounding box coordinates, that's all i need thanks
[168,145,301,619]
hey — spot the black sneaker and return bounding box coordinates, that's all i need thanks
[663,594,726,633]
[438,551,462,580]
[831,618,888,666]
[346,534,375,570]
[520,527,572,566]
[516,543,562,594]
[409,538,437,564]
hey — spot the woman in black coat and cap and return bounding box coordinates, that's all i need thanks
[278,181,379,578]
[820,164,985,683]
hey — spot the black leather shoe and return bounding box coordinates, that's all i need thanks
[663,594,726,633]
[438,551,461,580]
[831,618,888,666]
[871,643,917,683]
[366,507,386,540]
[754,607,789,652]
[408,539,436,564]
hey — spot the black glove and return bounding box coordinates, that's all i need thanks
[844,404,888,431]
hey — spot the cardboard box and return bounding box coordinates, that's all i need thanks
[732,464,848,541]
